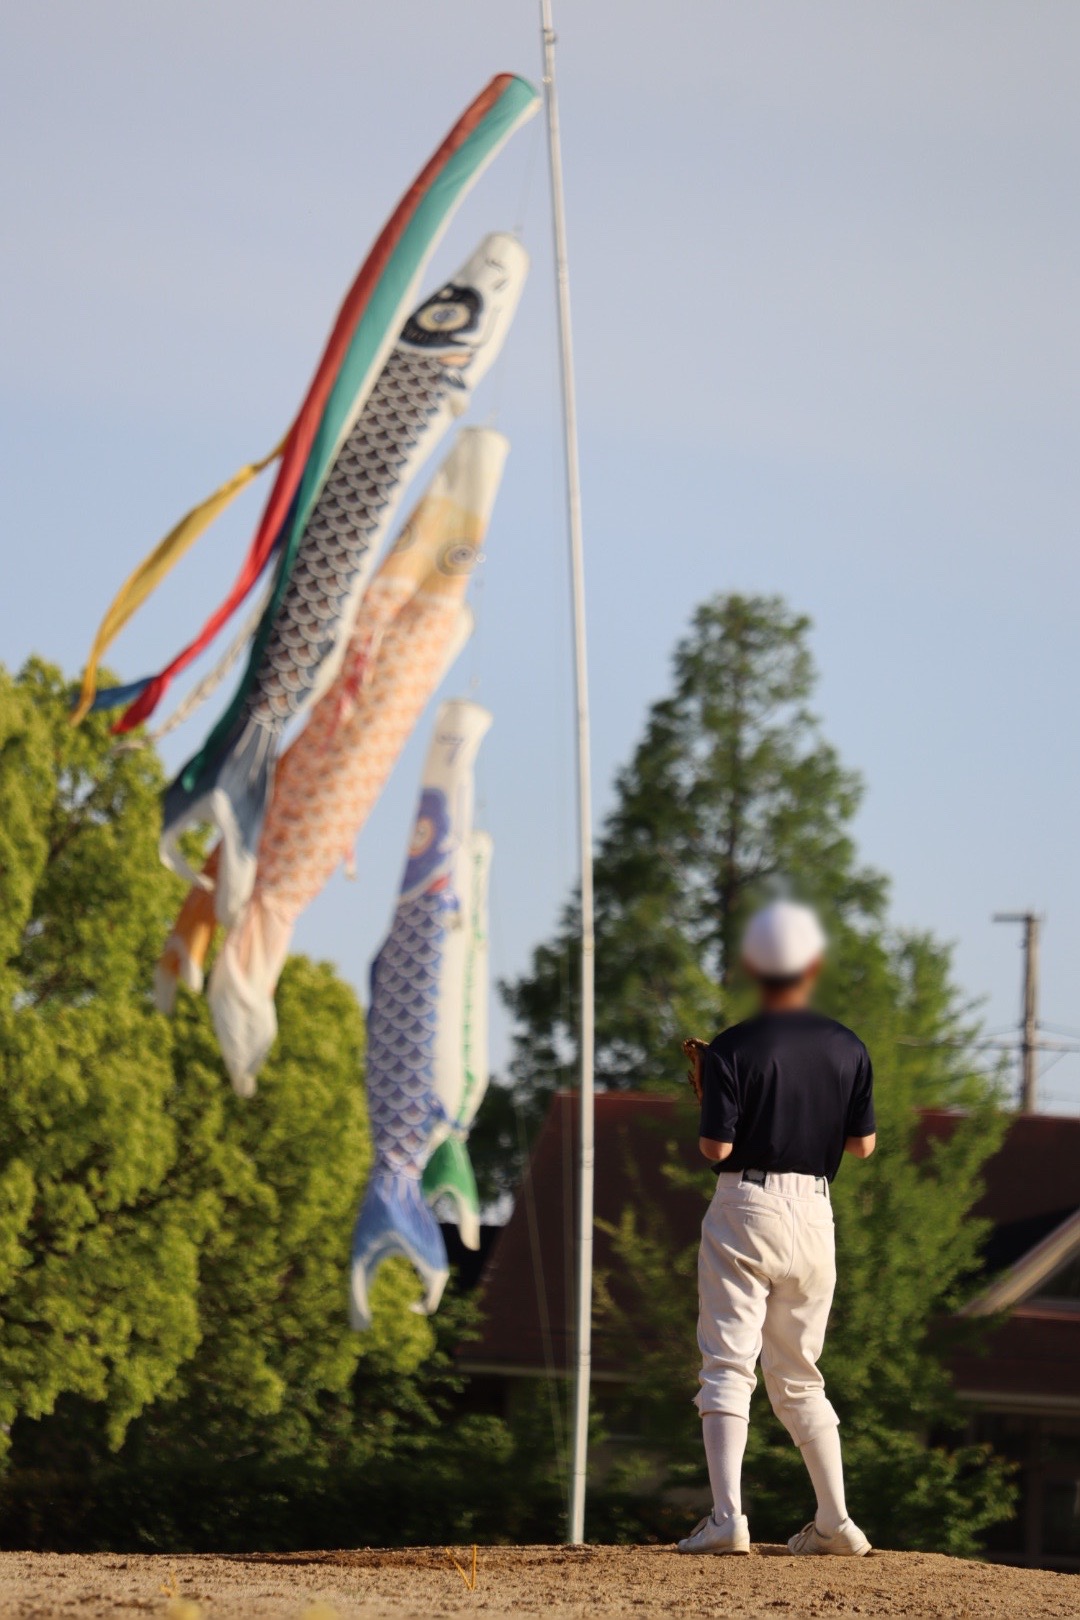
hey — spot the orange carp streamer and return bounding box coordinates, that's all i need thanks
[156,428,508,1094]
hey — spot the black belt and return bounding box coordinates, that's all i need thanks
[741,1168,828,1196]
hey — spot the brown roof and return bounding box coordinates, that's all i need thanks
[917,1107,1080,1227]
[952,1311,1080,1410]
[464,1093,1080,1398]
[916,1108,1080,1272]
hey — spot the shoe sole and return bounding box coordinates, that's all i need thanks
[678,1544,751,1556]
[787,1541,872,1557]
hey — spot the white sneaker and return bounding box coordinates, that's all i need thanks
[678,1512,751,1555]
[787,1518,871,1557]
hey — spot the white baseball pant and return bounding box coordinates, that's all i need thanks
[695,1170,839,1447]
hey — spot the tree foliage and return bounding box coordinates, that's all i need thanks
[0,659,433,1476]
[0,661,202,1450]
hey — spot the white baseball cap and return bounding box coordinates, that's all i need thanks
[742,900,826,979]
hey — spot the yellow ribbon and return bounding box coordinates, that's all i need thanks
[72,438,285,724]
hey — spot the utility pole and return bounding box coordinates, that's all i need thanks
[907,914,1078,1110]
[994,912,1042,1112]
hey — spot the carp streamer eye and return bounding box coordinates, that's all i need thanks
[416,299,472,334]
[401,285,481,347]
[409,816,436,858]
[437,541,479,575]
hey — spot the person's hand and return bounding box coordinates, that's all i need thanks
[681,1037,707,1104]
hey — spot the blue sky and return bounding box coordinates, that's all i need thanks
[2,3,1078,1108]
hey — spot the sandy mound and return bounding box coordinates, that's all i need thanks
[0,1543,1077,1619]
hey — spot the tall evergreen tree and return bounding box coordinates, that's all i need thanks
[502,595,888,1106]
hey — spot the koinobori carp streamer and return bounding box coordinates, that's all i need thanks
[161,236,527,925]
[349,698,493,1331]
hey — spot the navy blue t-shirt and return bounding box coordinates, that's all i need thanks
[699,1009,875,1182]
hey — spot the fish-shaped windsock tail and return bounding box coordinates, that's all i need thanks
[422,1135,481,1252]
[154,928,204,1015]
[206,910,283,1098]
[206,895,291,1096]
[161,717,275,927]
[154,848,222,1014]
[349,1169,449,1332]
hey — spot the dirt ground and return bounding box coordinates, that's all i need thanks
[0,1544,1078,1620]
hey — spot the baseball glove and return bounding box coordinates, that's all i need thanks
[681,1036,708,1104]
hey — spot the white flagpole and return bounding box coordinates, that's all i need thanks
[538,0,596,1548]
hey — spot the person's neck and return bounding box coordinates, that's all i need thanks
[759,989,813,1014]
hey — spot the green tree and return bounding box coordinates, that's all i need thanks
[503,596,1016,1551]
[0,660,204,1452]
[0,659,431,1475]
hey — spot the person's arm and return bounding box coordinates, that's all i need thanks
[844,1132,876,1158]
[844,1046,876,1161]
[698,1043,738,1165]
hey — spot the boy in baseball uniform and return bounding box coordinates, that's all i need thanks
[678,900,876,1557]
